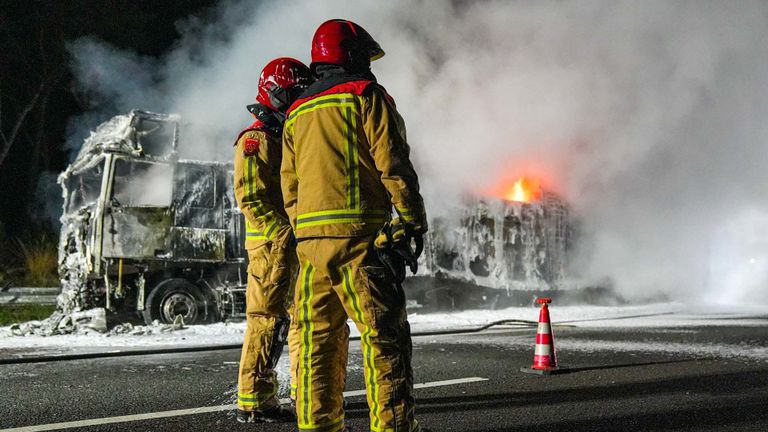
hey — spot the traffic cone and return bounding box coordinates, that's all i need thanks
[520,297,563,375]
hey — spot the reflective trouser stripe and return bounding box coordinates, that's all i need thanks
[340,265,381,429]
[298,415,346,432]
[237,390,276,407]
[297,262,316,427]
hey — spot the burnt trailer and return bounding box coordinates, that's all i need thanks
[403,186,604,310]
[58,111,247,325]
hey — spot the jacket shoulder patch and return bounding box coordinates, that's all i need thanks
[243,137,260,156]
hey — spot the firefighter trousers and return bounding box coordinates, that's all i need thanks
[293,236,420,432]
[237,239,299,411]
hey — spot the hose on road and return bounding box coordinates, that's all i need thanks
[0,319,538,365]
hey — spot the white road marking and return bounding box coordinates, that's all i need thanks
[1,377,488,432]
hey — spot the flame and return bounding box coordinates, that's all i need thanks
[505,177,541,203]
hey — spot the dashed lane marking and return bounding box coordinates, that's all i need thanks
[2,377,488,432]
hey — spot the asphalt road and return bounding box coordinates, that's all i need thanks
[2,324,768,431]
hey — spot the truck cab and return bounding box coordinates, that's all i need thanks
[59,111,246,325]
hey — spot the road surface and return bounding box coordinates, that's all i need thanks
[2,316,768,431]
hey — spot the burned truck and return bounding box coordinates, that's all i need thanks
[405,179,596,309]
[426,188,574,290]
[58,110,246,325]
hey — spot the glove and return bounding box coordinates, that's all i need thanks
[374,218,424,283]
[375,225,406,284]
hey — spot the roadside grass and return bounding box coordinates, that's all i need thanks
[12,234,59,287]
[0,304,56,326]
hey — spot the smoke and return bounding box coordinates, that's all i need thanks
[67,0,768,303]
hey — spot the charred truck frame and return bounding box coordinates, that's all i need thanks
[58,111,246,325]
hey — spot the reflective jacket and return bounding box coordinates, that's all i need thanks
[281,78,427,239]
[233,120,290,249]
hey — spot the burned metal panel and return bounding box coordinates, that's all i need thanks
[100,157,174,259]
[102,207,172,259]
[169,227,226,261]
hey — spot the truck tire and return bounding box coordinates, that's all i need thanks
[142,278,217,325]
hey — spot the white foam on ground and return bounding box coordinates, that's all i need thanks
[428,332,768,364]
[1,302,766,354]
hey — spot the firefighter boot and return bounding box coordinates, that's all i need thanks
[236,404,296,423]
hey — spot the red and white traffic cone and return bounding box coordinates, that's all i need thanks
[521,297,562,375]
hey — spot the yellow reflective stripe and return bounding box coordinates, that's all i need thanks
[297,262,316,426]
[343,104,360,209]
[237,389,276,407]
[286,94,362,210]
[246,203,276,220]
[297,415,345,431]
[245,155,257,203]
[245,233,268,240]
[245,210,281,241]
[289,93,356,118]
[243,152,277,223]
[299,209,387,219]
[340,265,381,429]
[296,209,387,229]
[262,219,278,240]
[245,221,277,241]
[286,93,357,130]
[298,216,387,229]
[395,206,416,222]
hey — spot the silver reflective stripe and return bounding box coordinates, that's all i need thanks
[537,323,551,334]
[535,344,552,356]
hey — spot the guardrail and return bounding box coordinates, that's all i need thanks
[0,287,60,305]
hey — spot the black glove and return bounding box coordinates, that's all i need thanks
[374,218,423,283]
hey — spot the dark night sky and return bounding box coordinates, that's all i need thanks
[0,0,217,238]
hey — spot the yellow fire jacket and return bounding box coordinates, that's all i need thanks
[233,121,291,249]
[281,79,427,239]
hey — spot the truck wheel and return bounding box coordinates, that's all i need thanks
[142,279,215,325]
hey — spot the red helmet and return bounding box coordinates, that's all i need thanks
[256,57,312,112]
[310,19,384,72]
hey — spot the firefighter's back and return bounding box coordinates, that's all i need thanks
[283,82,393,239]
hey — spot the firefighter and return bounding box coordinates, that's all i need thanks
[233,57,312,423]
[282,19,428,432]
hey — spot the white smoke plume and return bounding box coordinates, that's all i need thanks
[67,0,768,303]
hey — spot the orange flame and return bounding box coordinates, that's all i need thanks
[505,177,541,203]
